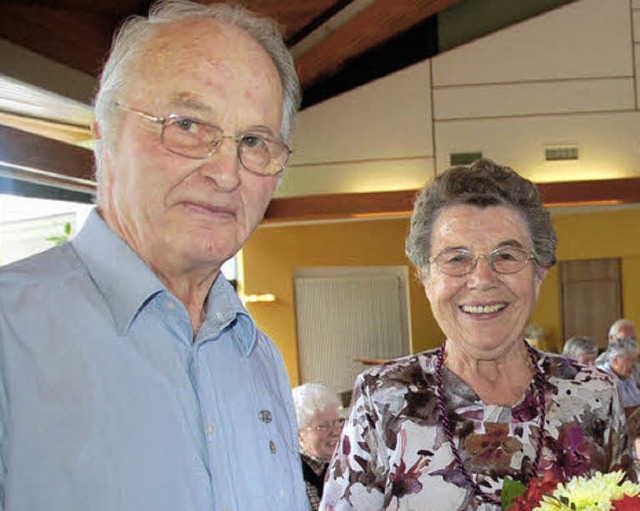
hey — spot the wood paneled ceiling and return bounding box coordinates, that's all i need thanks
[1,0,639,219]
[0,0,459,108]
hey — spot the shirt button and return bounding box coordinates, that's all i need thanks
[269,440,277,453]
[205,424,215,439]
[165,300,176,310]
[259,410,272,423]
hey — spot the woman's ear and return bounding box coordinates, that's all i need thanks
[92,121,101,140]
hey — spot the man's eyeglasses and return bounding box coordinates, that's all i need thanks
[429,246,535,277]
[307,418,345,433]
[115,103,291,175]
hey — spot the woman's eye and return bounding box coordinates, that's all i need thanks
[447,252,469,263]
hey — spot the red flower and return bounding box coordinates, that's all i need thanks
[509,471,562,511]
[611,495,640,510]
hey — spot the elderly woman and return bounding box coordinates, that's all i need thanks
[562,336,598,365]
[320,159,635,511]
[292,383,343,511]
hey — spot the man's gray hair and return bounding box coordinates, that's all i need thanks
[292,383,341,431]
[562,336,597,360]
[93,0,300,182]
[607,337,638,363]
[609,319,637,341]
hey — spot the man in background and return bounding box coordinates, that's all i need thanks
[0,1,308,510]
[596,319,639,383]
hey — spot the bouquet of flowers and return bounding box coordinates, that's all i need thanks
[501,470,640,511]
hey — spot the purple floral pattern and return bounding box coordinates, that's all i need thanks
[320,348,636,511]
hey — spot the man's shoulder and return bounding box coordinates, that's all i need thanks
[0,243,82,289]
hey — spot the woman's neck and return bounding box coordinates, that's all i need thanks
[444,339,535,406]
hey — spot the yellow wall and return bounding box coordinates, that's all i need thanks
[241,206,640,385]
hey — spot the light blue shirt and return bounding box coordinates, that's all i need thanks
[602,363,640,409]
[0,210,309,511]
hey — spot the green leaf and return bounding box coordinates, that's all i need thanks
[501,477,528,510]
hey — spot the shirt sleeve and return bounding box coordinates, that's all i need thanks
[319,373,387,511]
[607,379,638,481]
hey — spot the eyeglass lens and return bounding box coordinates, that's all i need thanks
[162,116,287,174]
[315,418,345,431]
[433,247,531,276]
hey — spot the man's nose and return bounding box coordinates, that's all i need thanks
[199,138,241,191]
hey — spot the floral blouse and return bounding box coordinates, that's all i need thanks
[320,348,636,511]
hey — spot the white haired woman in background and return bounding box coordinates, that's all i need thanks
[562,336,598,365]
[293,383,344,511]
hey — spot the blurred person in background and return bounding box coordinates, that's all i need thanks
[562,335,598,365]
[601,337,640,416]
[293,383,343,511]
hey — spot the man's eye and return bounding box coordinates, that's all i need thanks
[174,118,199,133]
[241,134,266,149]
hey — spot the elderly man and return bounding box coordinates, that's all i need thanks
[601,338,640,415]
[0,1,308,510]
[596,319,639,380]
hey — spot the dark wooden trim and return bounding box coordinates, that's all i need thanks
[264,177,640,223]
[537,178,640,206]
[0,124,95,184]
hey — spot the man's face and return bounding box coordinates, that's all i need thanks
[612,352,637,380]
[98,19,283,277]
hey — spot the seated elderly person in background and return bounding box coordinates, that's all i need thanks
[601,337,640,416]
[596,319,638,368]
[562,336,598,365]
[293,383,343,511]
[320,159,635,511]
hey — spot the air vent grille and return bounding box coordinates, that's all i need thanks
[545,145,578,161]
[450,151,482,166]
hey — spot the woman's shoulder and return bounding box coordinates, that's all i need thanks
[355,349,439,396]
[538,349,617,389]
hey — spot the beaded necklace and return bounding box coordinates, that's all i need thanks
[434,340,546,505]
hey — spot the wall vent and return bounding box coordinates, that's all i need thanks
[545,145,578,161]
[449,151,482,166]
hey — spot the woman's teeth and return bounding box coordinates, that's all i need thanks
[462,303,505,314]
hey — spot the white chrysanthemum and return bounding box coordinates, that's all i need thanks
[533,471,640,511]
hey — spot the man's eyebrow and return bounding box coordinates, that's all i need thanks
[167,95,214,114]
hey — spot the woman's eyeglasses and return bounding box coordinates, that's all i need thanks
[307,418,345,433]
[429,246,535,277]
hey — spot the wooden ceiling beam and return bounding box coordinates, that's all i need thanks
[0,124,95,192]
[264,177,640,223]
[295,0,461,89]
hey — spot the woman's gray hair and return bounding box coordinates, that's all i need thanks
[405,158,557,273]
[607,337,638,363]
[93,0,301,181]
[292,383,341,431]
[562,336,597,360]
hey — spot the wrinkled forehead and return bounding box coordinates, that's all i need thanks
[127,18,282,102]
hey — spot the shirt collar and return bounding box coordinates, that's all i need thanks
[72,209,258,355]
[72,209,165,335]
[201,275,258,356]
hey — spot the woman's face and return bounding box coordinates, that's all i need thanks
[422,205,547,361]
[576,353,597,365]
[298,407,342,461]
